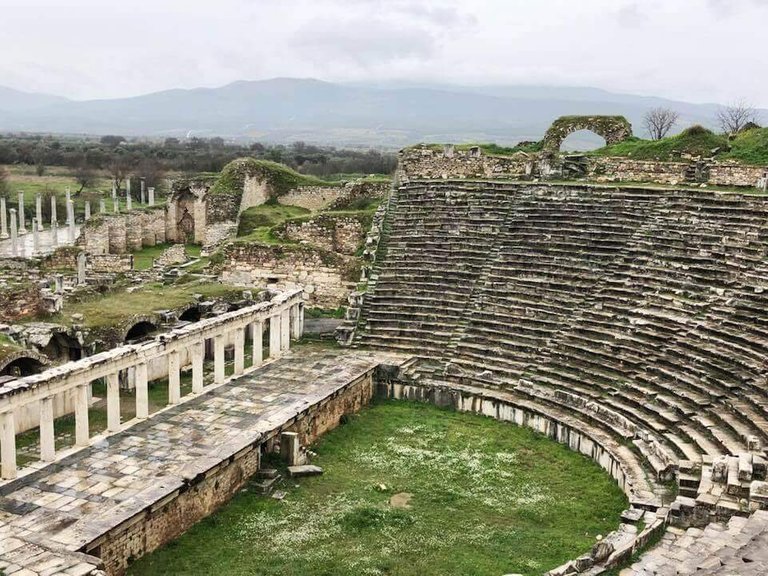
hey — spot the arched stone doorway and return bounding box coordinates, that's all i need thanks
[542,115,632,155]
[559,129,607,152]
[0,353,47,377]
[175,191,197,243]
[179,306,202,323]
[124,320,158,344]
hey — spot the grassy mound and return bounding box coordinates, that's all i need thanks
[128,400,627,576]
[209,158,338,198]
[590,125,729,161]
[723,127,768,165]
[236,203,311,242]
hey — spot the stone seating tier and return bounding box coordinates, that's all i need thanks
[358,180,768,475]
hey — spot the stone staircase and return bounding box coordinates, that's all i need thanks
[622,510,768,575]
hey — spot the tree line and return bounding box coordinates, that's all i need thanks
[0,135,398,192]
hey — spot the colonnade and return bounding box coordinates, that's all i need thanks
[0,291,304,480]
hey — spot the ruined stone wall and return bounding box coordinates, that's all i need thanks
[327,181,389,211]
[586,158,767,187]
[399,146,533,180]
[40,246,81,271]
[240,175,270,211]
[92,370,375,576]
[205,192,240,224]
[278,185,344,211]
[203,222,238,250]
[585,157,688,184]
[277,215,366,256]
[708,163,767,187]
[278,180,388,212]
[78,209,167,255]
[108,218,127,254]
[0,282,43,322]
[219,244,354,307]
[401,146,767,188]
[88,254,134,274]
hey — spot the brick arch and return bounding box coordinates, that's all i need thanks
[542,115,632,155]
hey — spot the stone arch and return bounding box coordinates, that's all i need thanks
[0,351,48,377]
[167,183,208,245]
[41,332,84,363]
[542,115,632,155]
[123,318,158,343]
[178,305,202,323]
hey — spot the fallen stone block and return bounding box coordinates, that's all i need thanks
[287,464,323,478]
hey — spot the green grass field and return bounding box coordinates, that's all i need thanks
[236,203,311,243]
[45,282,244,329]
[128,400,627,576]
[132,243,202,270]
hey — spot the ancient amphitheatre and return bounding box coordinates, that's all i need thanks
[1,106,768,576]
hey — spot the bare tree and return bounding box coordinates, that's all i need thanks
[717,100,758,135]
[643,107,679,140]
[73,162,96,194]
[107,154,136,193]
[136,158,166,190]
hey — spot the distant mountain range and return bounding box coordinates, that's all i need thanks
[0,78,758,149]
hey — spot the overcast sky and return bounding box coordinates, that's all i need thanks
[1,0,764,105]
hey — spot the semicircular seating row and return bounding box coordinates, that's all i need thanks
[357,180,768,480]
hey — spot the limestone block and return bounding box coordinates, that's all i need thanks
[287,464,323,478]
[280,431,300,466]
[751,481,768,507]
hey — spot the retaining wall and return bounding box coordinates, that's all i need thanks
[92,368,376,575]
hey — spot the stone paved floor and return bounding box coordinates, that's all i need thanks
[0,348,406,575]
[621,511,768,576]
[0,225,80,258]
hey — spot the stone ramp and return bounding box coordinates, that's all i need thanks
[0,349,407,575]
[622,510,768,575]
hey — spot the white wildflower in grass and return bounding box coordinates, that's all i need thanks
[494,451,518,464]
[394,424,426,435]
[128,402,629,576]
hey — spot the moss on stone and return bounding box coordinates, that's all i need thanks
[209,159,338,199]
[0,333,23,363]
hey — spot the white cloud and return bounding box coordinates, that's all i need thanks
[0,0,765,106]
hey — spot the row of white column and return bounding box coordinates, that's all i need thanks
[0,302,304,480]
[0,192,81,256]
[0,186,158,256]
